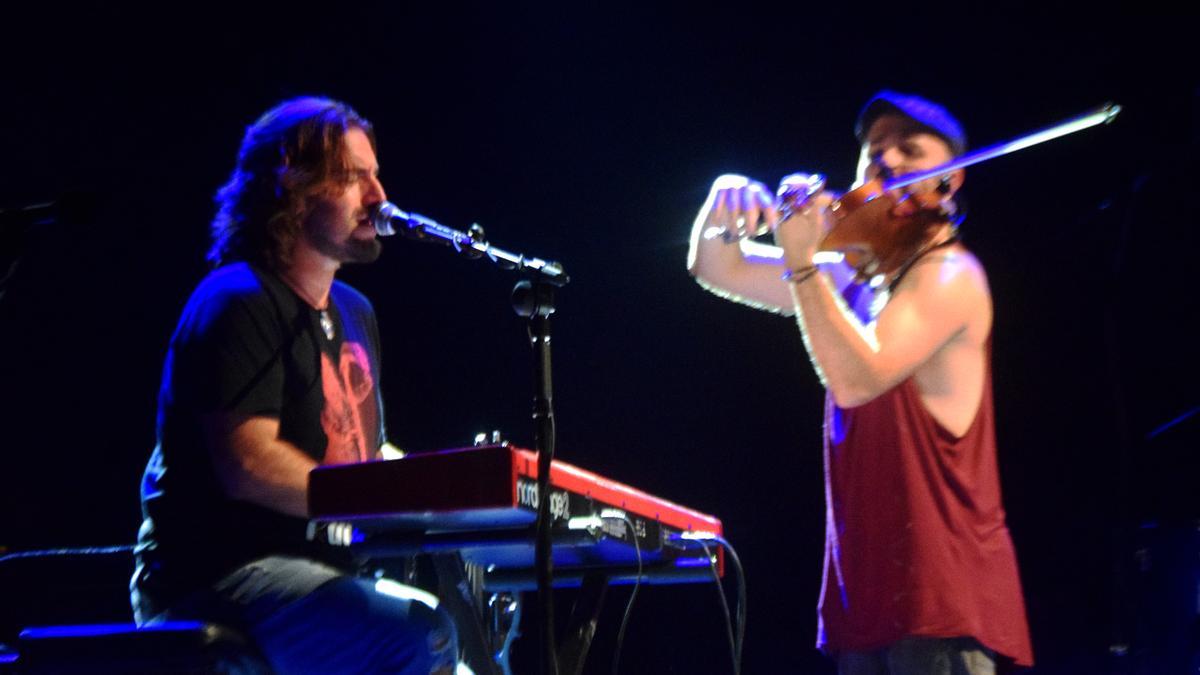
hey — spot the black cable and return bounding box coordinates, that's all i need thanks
[675,534,746,674]
[0,215,27,306]
[0,257,19,304]
[714,536,746,669]
[697,539,739,675]
[610,515,643,675]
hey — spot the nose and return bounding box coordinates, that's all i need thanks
[877,146,905,174]
[364,173,387,205]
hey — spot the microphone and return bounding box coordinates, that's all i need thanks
[0,202,56,228]
[0,192,98,231]
[370,201,442,238]
[368,201,569,285]
[370,201,491,255]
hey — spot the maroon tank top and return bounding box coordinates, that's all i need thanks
[817,355,1034,666]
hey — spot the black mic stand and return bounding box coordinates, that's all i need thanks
[372,204,569,674]
[512,279,559,675]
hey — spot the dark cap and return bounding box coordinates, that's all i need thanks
[855,90,967,157]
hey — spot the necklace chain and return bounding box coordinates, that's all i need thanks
[277,272,334,341]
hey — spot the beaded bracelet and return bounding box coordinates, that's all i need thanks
[781,265,819,285]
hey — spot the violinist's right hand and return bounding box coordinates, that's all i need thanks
[697,174,780,243]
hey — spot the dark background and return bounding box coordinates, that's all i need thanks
[2,7,1197,673]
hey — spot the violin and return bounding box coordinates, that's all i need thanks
[772,103,1122,284]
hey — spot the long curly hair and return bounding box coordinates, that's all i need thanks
[207,97,375,271]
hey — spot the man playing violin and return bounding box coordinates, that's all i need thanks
[687,91,1034,674]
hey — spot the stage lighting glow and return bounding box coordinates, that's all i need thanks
[374,579,440,609]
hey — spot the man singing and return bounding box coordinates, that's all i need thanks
[687,91,1034,673]
[131,97,458,673]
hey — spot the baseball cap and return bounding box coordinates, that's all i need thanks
[855,90,967,157]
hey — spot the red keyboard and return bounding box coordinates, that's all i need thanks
[308,445,724,589]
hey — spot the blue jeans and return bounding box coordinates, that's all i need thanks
[837,637,996,675]
[139,556,458,674]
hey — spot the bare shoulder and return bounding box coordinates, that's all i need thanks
[898,243,990,302]
[892,243,993,341]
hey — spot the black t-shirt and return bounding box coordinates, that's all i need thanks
[135,262,385,612]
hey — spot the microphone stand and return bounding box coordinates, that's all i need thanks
[374,204,568,284]
[373,204,568,675]
[512,279,559,675]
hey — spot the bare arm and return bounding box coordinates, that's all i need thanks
[784,238,988,408]
[686,175,797,314]
[686,173,987,413]
[203,413,317,518]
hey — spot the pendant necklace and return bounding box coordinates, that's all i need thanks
[319,309,335,341]
[278,272,334,341]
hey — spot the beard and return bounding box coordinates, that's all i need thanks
[337,235,383,264]
[303,211,383,265]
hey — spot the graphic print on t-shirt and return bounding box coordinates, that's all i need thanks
[319,341,377,464]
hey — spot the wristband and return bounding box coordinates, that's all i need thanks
[781,265,819,284]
